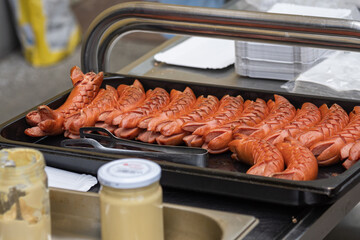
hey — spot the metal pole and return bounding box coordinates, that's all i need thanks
[81,1,360,73]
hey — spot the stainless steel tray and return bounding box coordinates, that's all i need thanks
[50,188,258,240]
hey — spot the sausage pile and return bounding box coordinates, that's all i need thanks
[24,67,360,180]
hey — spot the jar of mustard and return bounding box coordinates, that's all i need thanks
[0,148,51,240]
[98,158,164,240]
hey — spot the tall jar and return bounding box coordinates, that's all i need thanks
[98,158,164,240]
[0,148,51,240]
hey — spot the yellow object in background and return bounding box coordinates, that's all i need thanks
[9,0,81,67]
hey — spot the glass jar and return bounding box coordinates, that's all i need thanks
[0,148,51,240]
[98,158,164,240]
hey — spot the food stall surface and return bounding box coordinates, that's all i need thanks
[0,0,359,239]
[50,188,258,240]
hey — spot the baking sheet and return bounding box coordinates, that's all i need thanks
[1,73,359,206]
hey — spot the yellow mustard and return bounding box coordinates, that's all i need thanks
[0,148,51,240]
[98,158,164,240]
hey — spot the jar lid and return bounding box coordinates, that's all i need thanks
[97,158,161,189]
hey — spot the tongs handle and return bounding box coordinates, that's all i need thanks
[61,127,208,167]
[80,127,207,155]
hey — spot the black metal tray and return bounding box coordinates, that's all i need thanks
[1,73,360,206]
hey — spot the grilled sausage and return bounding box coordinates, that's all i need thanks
[156,132,189,146]
[138,87,196,130]
[265,102,321,144]
[98,80,146,123]
[63,85,119,138]
[296,104,349,148]
[159,95,219,136]
[136,130,160,144]
[272,139,318,181]
[114,127,142,140]
[228,135,284,177]
[137,87,196,143]
[311,106,360,166]
[114,88,170,128]
[182,95,244,147]
[95,80,146,133]
[343,140,360,169]
[340,142,355,160]
[156,95,219,145]
[202,98,269,154]
[233,95,296,139]
[25,66,103,137]
[112,88,170,140]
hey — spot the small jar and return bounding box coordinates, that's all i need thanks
[0,148,51,240]
[98,158,164,240]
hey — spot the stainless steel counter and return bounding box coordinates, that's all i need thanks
[79,1,360,239]
[115,27,360,240]
[118,36,360,102]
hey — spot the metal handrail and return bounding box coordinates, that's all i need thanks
[81,1,360,73]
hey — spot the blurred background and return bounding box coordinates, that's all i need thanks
[0,0,226,124]
[0,0,169,123]
[0,1,358,239]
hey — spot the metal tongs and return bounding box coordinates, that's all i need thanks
[61,127,208,167]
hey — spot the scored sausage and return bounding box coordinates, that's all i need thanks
[137,87,196,143]
[182,95,244,147]
[63,85,119,138]
[272,139,318,181]
[265,102,321,144]
[159,95,219,136]
[99,80,146,123]
[95,80,146,133]
[296,103,349,148]
[25,66,103,137]
[311,106,360,166]
[115,88,170,128]
[113,87,170,139]
[228,135,284,177]
[202,98,269,154]
[343,140,360,169]
[156,95,219,145]
[233,94,296,139]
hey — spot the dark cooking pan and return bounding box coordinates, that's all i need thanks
[1,73,360,206]
[2,1,360,206]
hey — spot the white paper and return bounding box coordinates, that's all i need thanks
[268,3,352,18]
[45,166,98,192]
[154,37,235,69]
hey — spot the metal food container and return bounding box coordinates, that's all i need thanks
[1,2,360,206]
[50,188,258,240]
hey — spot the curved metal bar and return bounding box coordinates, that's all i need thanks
[81,1,360,73]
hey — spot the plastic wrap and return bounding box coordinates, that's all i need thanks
[281,51,360,100]
[235,0,360,99]
[235,0,360,81]
[270,0,360,99]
